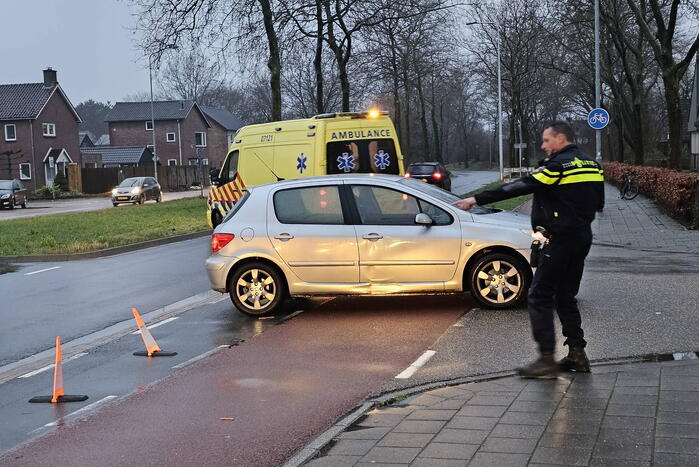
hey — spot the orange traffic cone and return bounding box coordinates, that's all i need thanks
[132,308,177,357]
[29,336,88,403]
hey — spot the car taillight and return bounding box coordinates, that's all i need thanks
[433,172,442,180]
[404,172,411,178]
[211,233,235,252]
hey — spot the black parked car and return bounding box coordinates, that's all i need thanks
[0,179,28,209]
[405,162,452,191]
[111,177,162,206]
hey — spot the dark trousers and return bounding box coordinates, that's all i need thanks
[527,228,592,354]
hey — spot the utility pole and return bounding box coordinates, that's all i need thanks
[594,0,602,162]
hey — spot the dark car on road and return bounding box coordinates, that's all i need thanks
[111,177,162,206]
[0,179,28,209]
[405,162,452,191]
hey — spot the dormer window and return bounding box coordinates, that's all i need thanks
[145,121,154,131]
[42,123,56,137]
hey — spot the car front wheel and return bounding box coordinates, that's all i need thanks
[468,253,529,309]
[228,262,285,317]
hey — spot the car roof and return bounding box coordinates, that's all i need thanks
[254,173,405,190]
[408,162,440,166]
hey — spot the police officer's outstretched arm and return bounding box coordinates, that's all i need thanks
[452,162,560,211]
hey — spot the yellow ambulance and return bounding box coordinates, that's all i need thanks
[207,111,405,226]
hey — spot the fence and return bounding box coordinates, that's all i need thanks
[77,165,210,194]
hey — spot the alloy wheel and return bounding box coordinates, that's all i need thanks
[474,259,523,306]
[235,268,277,312]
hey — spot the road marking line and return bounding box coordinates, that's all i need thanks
[24,266,61,276]
[39,396,118,430]
[172,345,229,369]
[18,352,88,378]
[395,350,436,379]
[130,317,179,334]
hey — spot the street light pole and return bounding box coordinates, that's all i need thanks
[149,54,158,181]
[594,0,602,162]
[496,30,504,181]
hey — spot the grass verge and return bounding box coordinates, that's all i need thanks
[463,181,533,211]
[0,197,210,256]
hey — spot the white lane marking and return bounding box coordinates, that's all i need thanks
[673,352,698,360]
[395,350,437,379]
[29,396,118,435]
[24,266,61,276]
[18,353,88,379]
[130,317,179,334]
[171,345,229,369]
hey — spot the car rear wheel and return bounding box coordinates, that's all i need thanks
[229,262,285,317]
[211,208,223,227]
[468,253,529,309]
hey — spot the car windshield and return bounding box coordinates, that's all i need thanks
[398,177,459,203]
[118,178,141,187]
[409,164,437,175]
[0,180,13,190]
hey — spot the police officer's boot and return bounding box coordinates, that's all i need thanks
[516,352,559,379]
[558,347,591,373]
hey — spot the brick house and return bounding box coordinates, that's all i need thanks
[105,100,212,167]
[0,68,82,190]
[200,106,243,169]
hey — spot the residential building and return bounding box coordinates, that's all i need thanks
[80,146,153,168]
[105,100,211,167]
[0,68,82,190]
[201,106,243,168]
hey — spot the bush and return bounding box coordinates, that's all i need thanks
[604,162,699,225]
[53,172,69,191]
[30,186,84,200]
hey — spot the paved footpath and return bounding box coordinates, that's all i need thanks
[517,183,699,253]
[306,358,699,467]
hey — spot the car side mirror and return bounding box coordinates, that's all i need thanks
[415,213,433,225]
[209,168,221,186]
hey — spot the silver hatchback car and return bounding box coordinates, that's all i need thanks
[206,175,535,317]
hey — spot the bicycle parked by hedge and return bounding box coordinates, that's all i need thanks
[619,170,639,200]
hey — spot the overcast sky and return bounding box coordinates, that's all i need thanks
[1,0,149,105]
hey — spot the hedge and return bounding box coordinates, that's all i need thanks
[603,162,699,226]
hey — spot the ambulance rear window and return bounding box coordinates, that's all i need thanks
[326,139,399,175]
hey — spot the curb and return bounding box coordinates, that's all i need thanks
[284,349,699,467]
[0,230,212,263]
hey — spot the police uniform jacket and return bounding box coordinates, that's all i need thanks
[474,144,605,235]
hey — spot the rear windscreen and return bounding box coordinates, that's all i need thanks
[326,139,399,175]
[409,165,436,175]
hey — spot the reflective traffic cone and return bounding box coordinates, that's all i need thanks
[29,336,88,403]
[131,308,177,357]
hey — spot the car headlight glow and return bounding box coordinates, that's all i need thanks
[111,188,118,195]
[1,194,10,199]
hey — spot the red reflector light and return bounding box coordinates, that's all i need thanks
[404,172,411,178]
[211,233,235,252]
[433,172,442,180]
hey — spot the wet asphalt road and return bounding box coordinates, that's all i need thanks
[0,237,211,367]
[0,295,468,466]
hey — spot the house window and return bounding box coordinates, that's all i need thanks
[168,159,177,166]
[195,132,207,147]
[42,123,56,137]
[202,158,209,166]
[4,124,16,141]
[145,121,153,131]
[166,132,176,142]
[19,163,31,180]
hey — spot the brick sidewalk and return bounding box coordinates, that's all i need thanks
[515,183,699,253]
[306,358,699,467]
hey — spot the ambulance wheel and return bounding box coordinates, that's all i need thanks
[211,209,223,227]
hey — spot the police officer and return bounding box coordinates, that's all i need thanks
[453,121,604,378]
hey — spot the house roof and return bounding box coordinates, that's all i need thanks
[105,100,210,127]
[201,106,243,131]
[80,146,153,165]
[0,83,81,122]
[79,132,95,147]
[95,134,110,146]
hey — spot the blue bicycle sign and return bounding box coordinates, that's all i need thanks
[587,108,610,130]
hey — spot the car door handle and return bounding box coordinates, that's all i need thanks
[362,233,383,241]
[274,233,294,241]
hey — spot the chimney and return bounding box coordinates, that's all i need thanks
[43,67,58,87]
